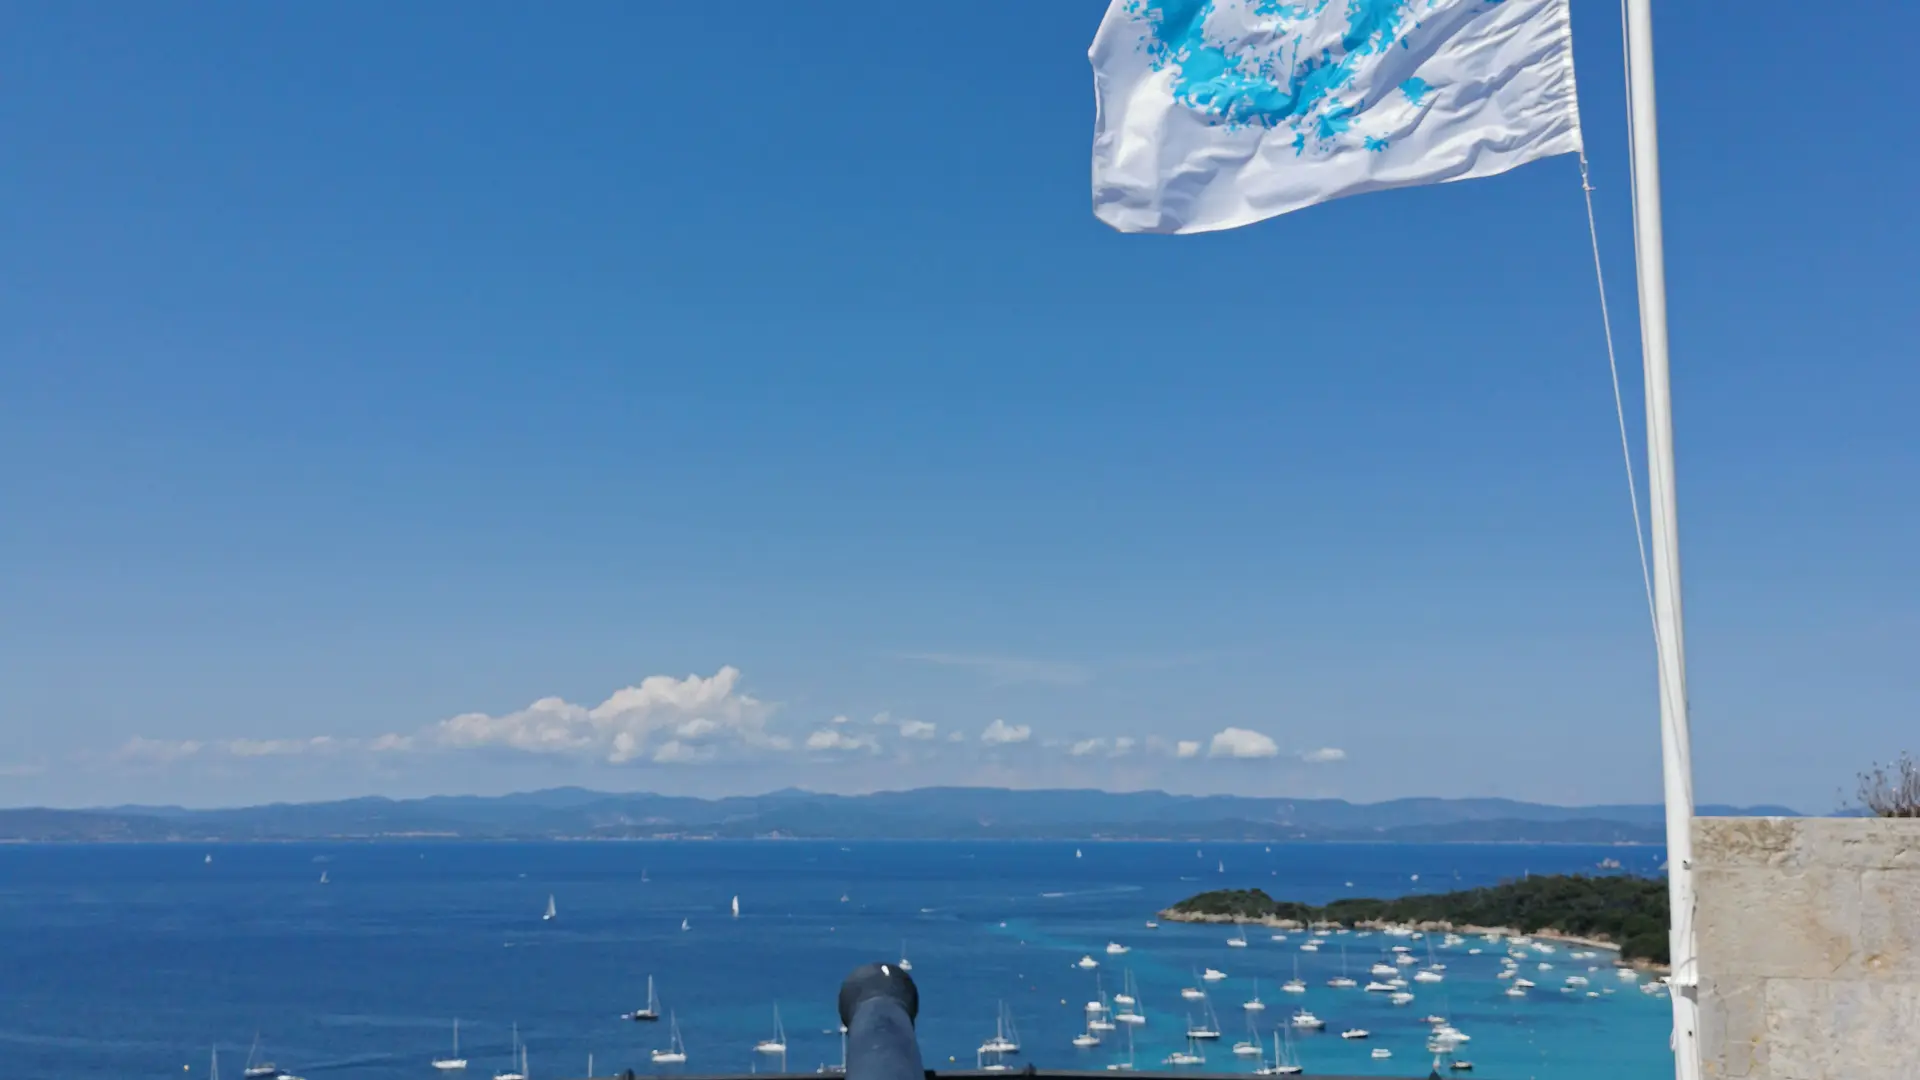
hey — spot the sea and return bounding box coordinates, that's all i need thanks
[0,841,1675,1080]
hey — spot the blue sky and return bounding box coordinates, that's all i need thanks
[2,3,1914,810]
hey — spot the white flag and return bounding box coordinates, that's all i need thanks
[1091,0,1583,234]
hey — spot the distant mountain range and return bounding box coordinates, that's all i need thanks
[0,787,1796,843]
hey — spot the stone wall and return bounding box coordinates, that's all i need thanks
[1695,816,1920,1079]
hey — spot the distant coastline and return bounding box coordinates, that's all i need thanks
[0,786,1791,844]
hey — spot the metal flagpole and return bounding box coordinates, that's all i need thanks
[1621,2,1700,1078]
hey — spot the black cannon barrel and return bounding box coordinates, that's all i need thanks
[839,962,923,1080]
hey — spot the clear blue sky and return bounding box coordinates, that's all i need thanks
[2,3,1914,810]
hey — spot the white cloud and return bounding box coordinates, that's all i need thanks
[805,728,877,753]
[1208,727,1280,759]
[367,733,414,752]
[897,719,938,740]
[947,731,965,743]
[0,762,45,777]
[1066,736,1136,758]
[1300,746,1347,763]
[651,740,712,764]
[431,666,788,765]
[829,714,851,725]
[117,737,204,764]
[226,736,339,758]
[981,718,1033,746]
[1175,740,1202,759]
[898,652,1091,687]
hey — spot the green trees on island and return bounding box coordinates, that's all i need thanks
[1168,874,1670,964]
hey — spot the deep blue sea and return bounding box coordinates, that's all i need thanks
[0,841,1674,1079]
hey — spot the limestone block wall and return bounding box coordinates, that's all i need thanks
[1695,816,1920,1079]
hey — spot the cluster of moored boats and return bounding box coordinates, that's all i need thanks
[1043,916,1662,1072]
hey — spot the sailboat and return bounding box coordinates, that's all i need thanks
[1225,919,1248,948]
[650,1012,687,1064]
[1115,969,1146,1025]
[432,1019,468,1070]
[542,894,556,921]
[210,1046,221,1080]
[898,940,912,972]
[978,1002,1020,1054]
[1242,977,1265,1011]
[1161,1036,1205,1067]
[1185,999,1221,1040]
[494,1024,526,1080]
[1088,985,1116,1034]
[1232,1016,1263,1058]
[241,1035,286,1080]
[680,918,690,932]
[732,895,740,919]
[1327,942,1357,988]
[1256,1028,1303,1076]
[754,1006,788,1054]
[318,870,328,885]
[1282,958,1306,994]
[624,976,661,1022]
[1104,1020,1136,1071]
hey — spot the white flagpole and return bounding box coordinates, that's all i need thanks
[1622,2,1700,1078]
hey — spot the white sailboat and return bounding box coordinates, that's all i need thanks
[1104,1020,1136,1071]
[242,1035,284,1080]
[1232,1017,1263,1058]
[754,1006,788,1054]
[494,1024,526,1080]
[1225,918,1248,948]
[1162,1036,1205,1067]
[541,894,556,922]
[318,870,328,884]
[1255,1029,1302,1076]
[680,918,690,932]
[624,976,661,1022]
[1327,942,1357,988]
[1281,958,1306,994]
[732,895,740,919]
[1242,977,1265,1012]
[898,940,912,971]
[978,1001,1020,1054]
[1185,999,1221,1040]
[650,1012,687,1065]
[432,1019,468,1070]
[211,1046,221,1080]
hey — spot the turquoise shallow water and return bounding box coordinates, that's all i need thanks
[0,841,1673,1079]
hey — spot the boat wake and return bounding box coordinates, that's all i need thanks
[1039,885,1144,899]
